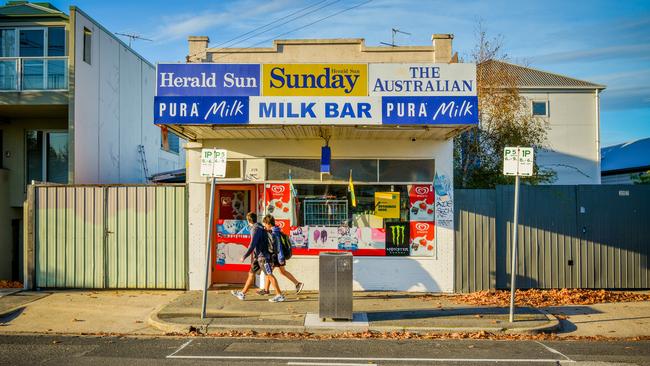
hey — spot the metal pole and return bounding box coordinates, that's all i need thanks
[509,173,520,323]
[201,176,216,319]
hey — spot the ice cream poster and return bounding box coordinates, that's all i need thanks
[215,241,249,270]
[408,184,434,222]
[307,226,346,250]
[265,183,292,220]
[216,219,250,238]
[409,221,435,257]
[214,220,251,271]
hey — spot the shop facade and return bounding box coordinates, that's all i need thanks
[156,36,477,292]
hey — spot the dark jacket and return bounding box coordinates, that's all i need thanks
[242,223,271,261]
[271,226,286,265]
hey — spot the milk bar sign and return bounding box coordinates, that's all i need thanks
[201,149,227,178]
[154,63,478,126]
[503,147,534,176]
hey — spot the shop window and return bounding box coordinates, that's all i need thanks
[532,101,548,116]
[267,158,321,180]
[330,159,377,182]
[378,159,435,182]
[26,130,68,184]
[83,28,92,64]
[224,160,242,179]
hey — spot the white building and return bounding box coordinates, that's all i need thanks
[0,2,185,280]
[482,61,606,185]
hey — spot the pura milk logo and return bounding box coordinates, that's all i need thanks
[263,64,368,96]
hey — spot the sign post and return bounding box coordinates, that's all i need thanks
[200,148,227,319]
[503,146,533,323]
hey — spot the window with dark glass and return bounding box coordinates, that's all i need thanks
[532,101,548,116]
[19,29,44,57]
[26,131,68,185]
[378,159,434,182]
[83,28,92,64]
[47,27,65,56]
[267,159,321,180]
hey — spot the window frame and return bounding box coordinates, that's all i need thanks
[24,129,68,186]
[82,27,92,65]
[531,100,549,117]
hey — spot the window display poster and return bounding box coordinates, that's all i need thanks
[375,192,400,219]
[356,227,386,250]
[265,183,292,220]
[408,184,435,222]
[409,221,435,257]
[275,219,291,235]
[289,226,309,248]
[219,191,248,220]
[257,184,265,216]
[307,226,341,250]
[215,219,251,271]
[385,221,410,256]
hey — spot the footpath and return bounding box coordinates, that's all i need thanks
[1,289,649,338]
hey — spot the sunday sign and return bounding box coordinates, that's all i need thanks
[153,63,478,126]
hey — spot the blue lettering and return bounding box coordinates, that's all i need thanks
[269,67,285,89]
[260,102,276,118]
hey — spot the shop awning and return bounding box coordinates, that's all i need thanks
[166,124,471,141]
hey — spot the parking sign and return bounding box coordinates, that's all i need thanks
[200,149,227,178]
[503,147,534,176]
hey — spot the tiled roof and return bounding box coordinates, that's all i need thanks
[0,2,66,18]
[480,60,605,89]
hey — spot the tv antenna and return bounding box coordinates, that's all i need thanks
[380,28,411,47]
[115,32,153,47]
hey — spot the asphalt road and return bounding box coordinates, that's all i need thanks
[1,334,649,365]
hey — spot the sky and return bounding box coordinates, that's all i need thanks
[44,0,650,147]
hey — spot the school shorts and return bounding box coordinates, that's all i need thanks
[250,256,273,275]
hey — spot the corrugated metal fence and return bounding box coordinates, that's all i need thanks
[28,184,187,289]
[455,185,649,292]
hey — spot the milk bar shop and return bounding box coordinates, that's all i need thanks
[154,35,477,292]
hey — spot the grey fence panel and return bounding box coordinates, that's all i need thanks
[576,185,650,289]
[454,189,496,292]
[34,184,187,289]
[456,185,649,292]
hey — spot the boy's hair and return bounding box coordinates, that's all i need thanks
[262,214,275,226]
[246,212,257,224]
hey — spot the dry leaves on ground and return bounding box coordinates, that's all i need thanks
[453,289,650,308]
[0,280,22,288]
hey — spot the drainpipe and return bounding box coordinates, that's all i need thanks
[595,89,601,184]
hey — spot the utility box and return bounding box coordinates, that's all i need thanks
[319,252,353,320]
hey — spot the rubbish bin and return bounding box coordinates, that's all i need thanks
[319,252,353,320]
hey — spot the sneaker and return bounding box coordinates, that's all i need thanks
[231,290,245,301]
[295,282,304,294]
[256,289,269,296]
[268,294,285,303]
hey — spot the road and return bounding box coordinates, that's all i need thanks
[1,334,649,365]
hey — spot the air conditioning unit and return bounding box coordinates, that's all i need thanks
[319,252,353,320]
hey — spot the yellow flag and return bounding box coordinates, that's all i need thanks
[348,170,356,207]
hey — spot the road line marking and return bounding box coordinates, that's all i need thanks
[167,339,193,358]
[534,341,573,362]
[167,355,574,363]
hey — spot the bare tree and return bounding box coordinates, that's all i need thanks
[454,23,555,188]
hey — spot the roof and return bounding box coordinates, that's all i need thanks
[480,60,605,90]
[0,1,67,19]
[601,137,650,174]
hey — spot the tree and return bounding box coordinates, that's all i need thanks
[454,24,556,188]
[631,170,650,184]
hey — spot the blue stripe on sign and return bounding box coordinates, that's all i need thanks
[154,96,249,125]
[381,96,479,125]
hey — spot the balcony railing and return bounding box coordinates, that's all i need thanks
[0,57,68,91]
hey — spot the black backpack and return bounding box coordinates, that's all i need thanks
[278,232,292,260]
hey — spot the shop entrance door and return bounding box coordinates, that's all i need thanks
[211,185,256,285]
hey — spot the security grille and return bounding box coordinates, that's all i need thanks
[303,199,348,226]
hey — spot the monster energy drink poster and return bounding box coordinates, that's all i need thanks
[385,222,410,256]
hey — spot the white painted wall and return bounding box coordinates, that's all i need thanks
[72,9,184,184]
[186,138,455,293]
[521,90,600,185]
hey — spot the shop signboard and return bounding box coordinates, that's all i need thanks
[249,96,380,125]
[262,64,368,96]
[374,192,400,219]
[155,96,249,125]
[156,63,260,96]
[381,96,479,125]
[369,63,476,96]
[408,184,435,221]
[409,221,435,257]
[385,221,410,256]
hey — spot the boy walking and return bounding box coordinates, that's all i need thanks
[231,212,285,303]
[259,214,304,295]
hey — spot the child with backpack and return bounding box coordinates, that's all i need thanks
[260,214,304,295]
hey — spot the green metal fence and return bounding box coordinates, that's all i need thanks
[31,184,187,289]
[455,185,650,292]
